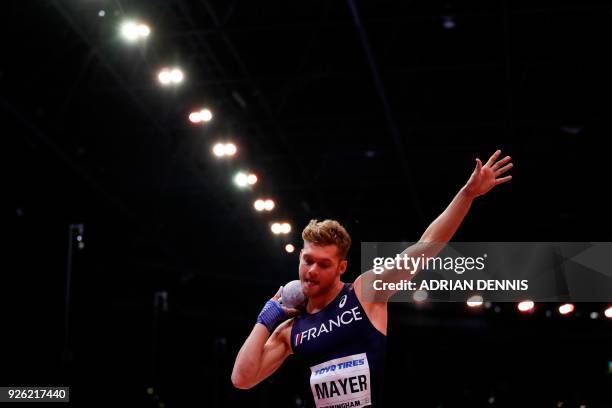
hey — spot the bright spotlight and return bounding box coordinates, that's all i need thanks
[234,172,248,187]
[224,143,237,156]
[264,199,275,211]
[158,68,183,86]
[121,21,140,41]
[271,223,282,234]
[200,108,213,122]
[413,290,428,303]
[254,199,265,212]
[254,198,274,212]
[517,300,535,313]
[466,295,484,307]
[121,21,150,42]
[213,143,225,157]
[558,303,574,315]
[189,111,202,123]
[271,222,290,234]
[213,143,237,157]
[137,24,150,37]
[189,108,213,124]
[285,244,295,253]
[246,174,257,185]
[158,70,171,85]
[605,306,612,319]
[234,172,255,188]
[170,68,184,83]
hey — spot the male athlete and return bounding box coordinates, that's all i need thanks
[232,150,513,407]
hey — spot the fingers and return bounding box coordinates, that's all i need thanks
[486,149,501,167]
[495,162,513,176]
[492,155,511,171]
[495,175,512,185]
[272,286,282,301]
[475,158,482,172]
[282,306,300,317]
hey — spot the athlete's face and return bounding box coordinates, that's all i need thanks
[299,241,347,298]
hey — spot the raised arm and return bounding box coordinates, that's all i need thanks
[421,149,512,243]
[356,149,513,301]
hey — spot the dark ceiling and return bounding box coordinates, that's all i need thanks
[9,0,611,279]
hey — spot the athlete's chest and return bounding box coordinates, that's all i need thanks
[292,296,368,353]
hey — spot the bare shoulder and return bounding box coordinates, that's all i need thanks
[353,274,365,299]
[353,273,388,304]
[352,275,388,335]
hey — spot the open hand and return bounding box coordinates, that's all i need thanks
[463,150,513,198]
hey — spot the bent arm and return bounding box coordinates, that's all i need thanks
[231,320,293,389]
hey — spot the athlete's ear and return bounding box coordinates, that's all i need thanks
[339,259,347,275]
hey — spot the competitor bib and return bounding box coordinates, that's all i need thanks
[309,353,371,408]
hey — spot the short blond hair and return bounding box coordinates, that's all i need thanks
[301,219,352,259]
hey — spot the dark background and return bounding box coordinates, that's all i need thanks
[4,0,611,407]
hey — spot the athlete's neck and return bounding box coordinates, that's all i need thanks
[306,280,345,314]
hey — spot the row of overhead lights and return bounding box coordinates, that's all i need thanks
[413,291,612,319]
[116,18,295,252]
[514,301,612,319]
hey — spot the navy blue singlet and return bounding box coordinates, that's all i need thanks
[291,283,387,408]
